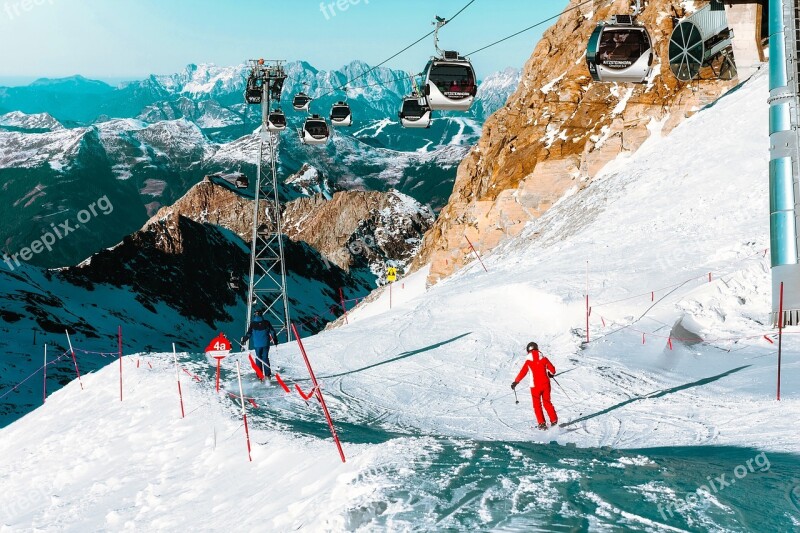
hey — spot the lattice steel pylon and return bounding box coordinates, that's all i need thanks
[244,59,292,345]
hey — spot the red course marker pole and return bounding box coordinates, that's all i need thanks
[585,295,590,344]
[42,344,47,404]
[291,323,346,463]
[64,330,84,390]
[339,288,349,324]
[585,261,590,344]
[172,344,185,418]
[213,356,226,392]
[465,235,488,272]
[235,361,253,462]
[777,281,784,401]
[118,326,123,402]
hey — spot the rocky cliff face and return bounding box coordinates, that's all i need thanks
[151,179,434,282]
[63,213,248,326]
[62,209,367,329]
[414,0,739,284]
[285,164,335,199]
[147,177,254,239]
[282,190,434,281]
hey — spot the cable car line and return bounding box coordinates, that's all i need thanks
[315,0,478,100]
[465,0,595,56]
[247,0,626,136]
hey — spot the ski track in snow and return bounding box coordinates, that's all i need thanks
[259,68,798,454]
[1,68,799,530]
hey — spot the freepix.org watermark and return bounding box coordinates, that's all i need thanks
[319,0,370,20]
[3,195,114,271]
[658,451,771,521]
[0,483,51,521]
[3,0,55,22]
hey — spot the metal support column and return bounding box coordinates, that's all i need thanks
[244,59,292,344]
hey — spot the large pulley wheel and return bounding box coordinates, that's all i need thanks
[669,20,704,81]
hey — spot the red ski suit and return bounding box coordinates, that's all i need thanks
[514,350,557,425]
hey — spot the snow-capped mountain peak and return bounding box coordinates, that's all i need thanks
[0,111,64,131]
[151,63,248,98]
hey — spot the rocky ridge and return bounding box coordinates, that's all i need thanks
[413,0,740,284]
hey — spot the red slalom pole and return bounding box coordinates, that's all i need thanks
[64,330,84,391]
[464,235,488,272]
[777,281,784,401]
[42,344,47,404]
[213,356,225,392]
[585,295,590,344]
[236,361,253,462]
[585,261,590,344]
[291,323,346,463]
[339,288,349,324]
[172,344,185,418]
[118,326,123,402]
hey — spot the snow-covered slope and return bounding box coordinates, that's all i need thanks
[277,68,797,452]
[0,126,90,170]
[0,360,417,531]
[2,68,796,532]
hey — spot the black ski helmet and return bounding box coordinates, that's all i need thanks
[527,342,538,352]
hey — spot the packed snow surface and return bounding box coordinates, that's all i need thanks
[1,68,798,530]
[302,69,797,452]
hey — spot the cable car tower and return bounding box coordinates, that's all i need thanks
[243,59,292,344]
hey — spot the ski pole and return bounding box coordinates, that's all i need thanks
[513,388,519,405]
[551,375,581,415]
[551,375,573,403]
[233,338,247,350]
[252,354,271,375]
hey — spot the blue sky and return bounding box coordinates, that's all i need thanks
[0,0,569,85]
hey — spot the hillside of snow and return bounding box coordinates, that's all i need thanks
[1,70,798,530]
[274,68,797,452]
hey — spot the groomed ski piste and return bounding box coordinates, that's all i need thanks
[2,68,798,530]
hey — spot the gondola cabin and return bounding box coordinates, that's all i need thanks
[267,109,287,132]
[300,115,330,145]
[586,15,653,84]
[245,76,263,104]
[423,52,477,111]
[270,76,286,101]
[227,273,242,291]
[398,95,433,128]
[330,101,353,127]
[292,92,312,111]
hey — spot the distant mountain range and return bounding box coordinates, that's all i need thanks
[0,61,520,268]
[0,60,520,143]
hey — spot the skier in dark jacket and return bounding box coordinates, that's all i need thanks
[511,342,558,430]
[242,310,278,379]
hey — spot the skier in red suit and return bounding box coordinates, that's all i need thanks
[511,342,558,429]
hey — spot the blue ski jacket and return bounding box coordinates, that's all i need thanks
[246,316,277,348]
